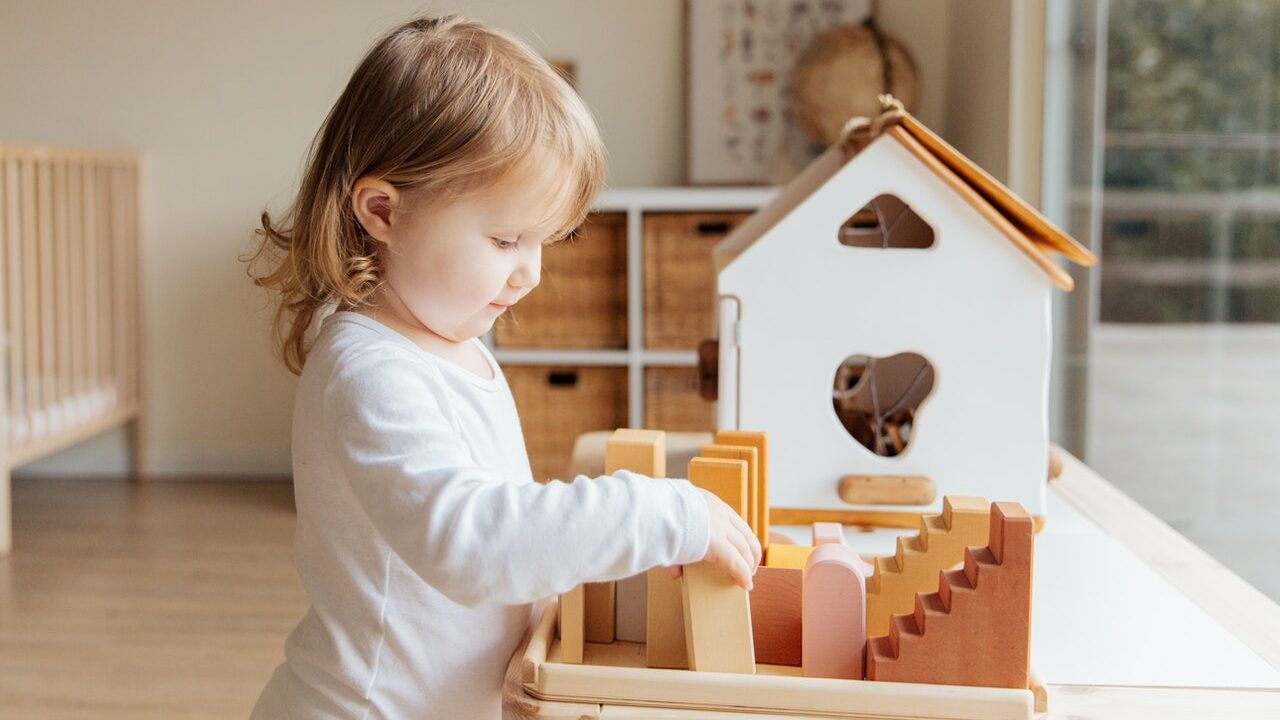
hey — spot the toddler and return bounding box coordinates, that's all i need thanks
[244,15,760,719]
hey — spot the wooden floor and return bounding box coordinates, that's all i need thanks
[0,477,307,719]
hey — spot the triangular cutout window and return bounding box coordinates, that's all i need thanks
[838,194,935,249]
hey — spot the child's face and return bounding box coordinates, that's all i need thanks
[381,161,566,344]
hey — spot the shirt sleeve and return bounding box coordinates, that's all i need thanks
[322,348,711,607]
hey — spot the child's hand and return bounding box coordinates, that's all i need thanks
[666,489,762,591]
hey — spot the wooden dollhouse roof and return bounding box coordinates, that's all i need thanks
[714,98,1097,291]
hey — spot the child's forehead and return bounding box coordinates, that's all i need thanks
[476,160,575,231]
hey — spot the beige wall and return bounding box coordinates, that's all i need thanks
[1,0,1019,478]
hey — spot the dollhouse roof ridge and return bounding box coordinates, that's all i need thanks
[713,109,1098,291]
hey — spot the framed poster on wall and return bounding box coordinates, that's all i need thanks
[684,0,872,185]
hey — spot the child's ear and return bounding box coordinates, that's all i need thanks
[351,177,400,245]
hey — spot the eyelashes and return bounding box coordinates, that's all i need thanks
[490,237,518,251]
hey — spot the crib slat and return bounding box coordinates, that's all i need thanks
[110,167,123,412]
[3,155,23,436]
[39,157,57,422]
[22,156,39,425]
[1,149,12,456]
[68,157,84,402]
[0,149,9,553]
[97,165,112,399]
[124,163,141,410]
[83,163,99,399]
[54,159,71,416]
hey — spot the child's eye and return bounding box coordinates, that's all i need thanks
[490,237,517,250]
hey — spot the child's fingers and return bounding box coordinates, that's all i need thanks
[733,515,762,567]
[724,525,756,575]
[727,546,754,591]
[666,564,683,579]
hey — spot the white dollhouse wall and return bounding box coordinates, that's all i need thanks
[716,135,1052,516]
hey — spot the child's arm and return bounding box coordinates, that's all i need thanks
[323,348,712,607]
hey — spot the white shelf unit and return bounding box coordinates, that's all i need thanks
[486,186,776,429]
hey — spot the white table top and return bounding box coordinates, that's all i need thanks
[774,484,1280,689]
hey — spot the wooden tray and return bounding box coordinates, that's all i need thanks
[520,598,1042,720]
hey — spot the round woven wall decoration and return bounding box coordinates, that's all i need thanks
[790,18,919,147]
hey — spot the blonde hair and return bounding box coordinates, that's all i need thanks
[245,15,606,374]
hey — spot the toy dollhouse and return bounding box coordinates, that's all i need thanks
[712,96,1096,520]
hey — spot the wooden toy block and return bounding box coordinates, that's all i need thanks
[866,496,990,637]
[765,543,815,569]
[688,456,749,518]
[646,567,688,669]
[838,474,937,506]
[680,453,754,674]
[558,583,585,664]
[714,430,769,548]
[700,444,758,542]
[614,572,647,643]
[606,428,668,478]
[598,429,667,652]
[681,561,756,674]
[802,543,868,679]
[584,582,615,643]
[866,502,1034,690]
[749,565,803,666]
[812,521,845,546]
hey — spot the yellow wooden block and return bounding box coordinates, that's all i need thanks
[681,561,756,674]
[558,583,585,664]
[701,444,758,542]
[866,496,990,637]
[765,543,816,569]
[688,457,748,519]
[606,428,667,477]
[715,431,769,548]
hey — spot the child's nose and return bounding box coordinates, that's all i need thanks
[510,246,541,289]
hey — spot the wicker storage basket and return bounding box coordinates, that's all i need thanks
[505,365,628,483]
[644,366,714,432]
[494,212,627,349]
[643,212,750,350]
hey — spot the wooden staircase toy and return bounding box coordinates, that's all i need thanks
[865,502,1034,689]
[802,543,868,679]
[682,454,755,673]
[866,496,990,637]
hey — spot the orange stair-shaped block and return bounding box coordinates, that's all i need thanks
[866,496,990,637]
[866,502,1034,690]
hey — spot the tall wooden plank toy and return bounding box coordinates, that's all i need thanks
[714,430,769,549]
[700,443,759,546]
[558,583,585,664]
[866,502,1034,689]
[802,543,868,679]
[600,429,689,669]
[682,456,756,673]
[866,496,989,637]
[583,429,667,645]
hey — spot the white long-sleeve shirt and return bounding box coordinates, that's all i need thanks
[250,311,711,719]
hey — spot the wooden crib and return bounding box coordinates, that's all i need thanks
[0,145,145,555]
